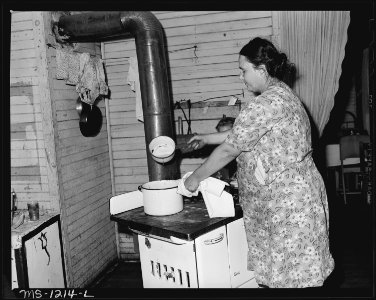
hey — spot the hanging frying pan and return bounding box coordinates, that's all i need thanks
[77,98,103,137]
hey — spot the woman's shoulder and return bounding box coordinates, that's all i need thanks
[265,80,290,94]
[262,81,299,103]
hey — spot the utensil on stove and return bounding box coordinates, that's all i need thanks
[138,180,183,216]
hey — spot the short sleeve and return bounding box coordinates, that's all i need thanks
[225,93,284,151]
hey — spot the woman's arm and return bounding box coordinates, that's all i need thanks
[187,130,231,151]
[184,142,241,192]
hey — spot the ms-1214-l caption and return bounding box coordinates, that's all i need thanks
[16,289,94,299]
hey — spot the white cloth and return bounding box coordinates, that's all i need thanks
[177,172,200,197]
[76,54,109,105]
[177,172,235,218]
[56,48,81,85]
[56,48,109,104]
[127,56,144,122]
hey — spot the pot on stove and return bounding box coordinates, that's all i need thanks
[138,180,183,216]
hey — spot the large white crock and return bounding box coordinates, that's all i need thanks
[138,180,183,216]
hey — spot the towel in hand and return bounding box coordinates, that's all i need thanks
[177,172,199,197]
[177,172,235,218]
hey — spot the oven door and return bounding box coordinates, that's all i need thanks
[194,225,232,288]
[226,218,256,288]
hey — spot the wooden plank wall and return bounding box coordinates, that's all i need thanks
[41,11,117,287]
[10,11,117,288]
[102,11,275,260]
[10,12,52,210]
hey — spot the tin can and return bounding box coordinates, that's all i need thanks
[27,202,39,221]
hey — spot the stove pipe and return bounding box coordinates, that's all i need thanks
[57,11,179,181]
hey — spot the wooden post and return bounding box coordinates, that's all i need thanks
[101,42,121,260]
[34,11,73,287]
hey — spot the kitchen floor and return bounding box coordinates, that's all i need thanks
[90,194,373,291]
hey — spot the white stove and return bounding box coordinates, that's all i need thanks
[137,217,257,288]
[110,199,258,288]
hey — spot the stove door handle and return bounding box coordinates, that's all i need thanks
[128,227,145,236]
[128,227,191,245]
[203,233,224,245]
[169,236,189,245]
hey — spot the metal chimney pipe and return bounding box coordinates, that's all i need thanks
[57,12,179,181]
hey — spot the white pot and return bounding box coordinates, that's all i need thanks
[138,180,183,216]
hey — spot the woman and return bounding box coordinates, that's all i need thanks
[184,37,334,288]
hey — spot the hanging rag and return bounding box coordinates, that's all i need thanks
[76,54,108,105]
[177,172,235,218]
[56,48,81,85]
[56,48,109,105]
[127,56,144,122]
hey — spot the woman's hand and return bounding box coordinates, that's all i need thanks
[187,134,207,151]
[184,173,201,192]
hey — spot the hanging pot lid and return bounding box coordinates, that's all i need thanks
[79,102,103,137]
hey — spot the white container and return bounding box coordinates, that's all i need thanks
[149,136,176,163]
[138,180,183,216]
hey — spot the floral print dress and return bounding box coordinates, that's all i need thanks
[225,81,334,288]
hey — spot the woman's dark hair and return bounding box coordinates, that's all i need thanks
[240,37,296,87]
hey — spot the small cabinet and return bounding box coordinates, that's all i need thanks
[12,214,66,289]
